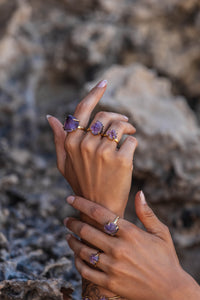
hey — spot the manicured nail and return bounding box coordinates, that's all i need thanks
[67,196,75,205]
[66,234,71,241]
[140,191,146,205]
[123,115,129,120]
[97,79,108,88]
[46,114,53,120]
[63,217,69,226]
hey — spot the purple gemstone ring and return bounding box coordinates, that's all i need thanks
[104,216,120,236]
[63,115,85,132]
[87,120,104,136]
[89,251,101,267]
[103,129,119,144]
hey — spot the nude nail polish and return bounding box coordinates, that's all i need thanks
[97,79,108,88]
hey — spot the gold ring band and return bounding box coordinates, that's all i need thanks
[102,134,119,144]
[78,125,86,131]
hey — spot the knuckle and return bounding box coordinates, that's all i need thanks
[112,120,125,130]
[79,224,88,239]
[80,138,93,154]
[127,136,138,146]
[90,205,101,219]
[65,136,76,152]
[76,101,87,113]
[96,145,110,160]
[107,262,119,276]
[111,244,125,259]
[96,111,107,119]
[107,277,116,291]
[80,266,89,279]
[78,246,87,259]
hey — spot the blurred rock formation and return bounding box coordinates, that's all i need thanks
[0,0,200,298]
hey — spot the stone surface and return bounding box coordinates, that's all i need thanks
[0,0,200,297]
[90,121,103,135]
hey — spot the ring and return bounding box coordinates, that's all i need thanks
[63,115,85,132]
[104,216,120,236]
[87,120,104,136]
[103,129,119,144]
[89,251,101,267]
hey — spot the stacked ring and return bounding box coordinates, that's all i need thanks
[63,115,85,132]
[103,129,119,144]
[104,216,120,236]
[87,120,104,136]
[89,251,101,267]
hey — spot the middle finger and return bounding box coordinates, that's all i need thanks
[65,217,113,253]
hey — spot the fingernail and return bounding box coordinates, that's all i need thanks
[66,234,71,241]
[67,196,75,205]
[140,191,146,205]
[46,114,52,120]
[123,115,129,120]
[97,79,108,88]
[63,217,69,226]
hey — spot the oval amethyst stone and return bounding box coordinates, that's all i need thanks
[90,121,103,135]
[63,115,79,132]
[104,222,119,235]
[106,129,117,140]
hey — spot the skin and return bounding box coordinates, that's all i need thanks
[47,80,138,297]
[64,193,200,300]
[47,80,137,216]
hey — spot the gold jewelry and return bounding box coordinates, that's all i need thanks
[77,125,86,130]
[82,295,120,300]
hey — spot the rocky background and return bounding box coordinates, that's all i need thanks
[0,0,200,299]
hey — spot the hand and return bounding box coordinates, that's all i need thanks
[64,193,200,300]
[47,80,137,216]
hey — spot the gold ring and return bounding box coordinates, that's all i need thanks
[77,125,86,131]
[89,251,101,267]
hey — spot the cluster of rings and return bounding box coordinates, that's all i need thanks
[63,115,119,144]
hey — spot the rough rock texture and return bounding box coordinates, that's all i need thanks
[0,0,200,298]
[87,64,200,281]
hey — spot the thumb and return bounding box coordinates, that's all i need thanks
[46,115,66,175]
[135,191,170,241]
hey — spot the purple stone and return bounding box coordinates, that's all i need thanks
[89,253,99,265]
[63,115,79,132]
[107,129,117,140]
[104,222,119,235]
[90,121,103,135]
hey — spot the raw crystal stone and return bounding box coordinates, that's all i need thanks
[90,121,103,135]
[63,115,79,132]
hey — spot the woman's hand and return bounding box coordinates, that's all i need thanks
[64,193,200,300]
[47,80,137,216]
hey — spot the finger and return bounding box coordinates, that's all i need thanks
[135,191,171,241]
[65,217,113,252]
[80,112,129,151]
[101,120,136,150]
[74,79,108,127]
[46,115,66,175]
[74,256,108,288]
[66,195,127,230]
[66,234,110,273]
[118,136,138,162]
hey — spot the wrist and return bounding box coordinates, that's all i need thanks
[170,268,200,300]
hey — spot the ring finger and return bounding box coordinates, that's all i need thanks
[67,234,111,273]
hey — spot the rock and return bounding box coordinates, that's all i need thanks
[87,63,200,203]
[0,279,73,300]
[0,233,8,249]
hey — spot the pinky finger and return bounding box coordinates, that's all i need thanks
[118,136,138,162]
[75,256,108,288]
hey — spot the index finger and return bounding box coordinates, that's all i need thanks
[74,79,107,127]
[66,195,128,233]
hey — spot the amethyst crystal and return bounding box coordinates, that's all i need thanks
[63,115,79,132]
[106,129,117,140]
[89,253,99,265]
[90,121,103,135]
[104,222,119,235]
